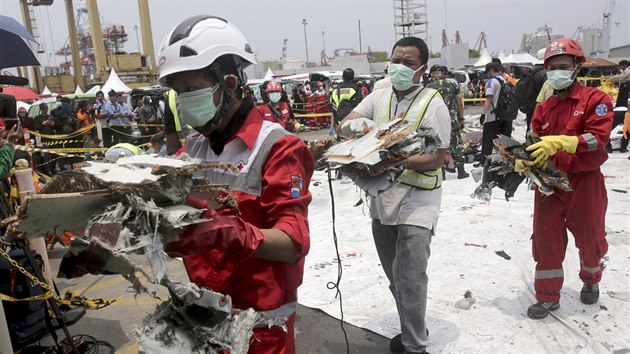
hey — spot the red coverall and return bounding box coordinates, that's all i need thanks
[530,82,613,302]
[312,90,330,127]
[257,102,294,132]
[181,107,314,353]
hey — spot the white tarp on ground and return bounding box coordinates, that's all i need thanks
[101,68,132,94]
[299,124,630,353]
[503,53,538,65]
[473,48,493,67]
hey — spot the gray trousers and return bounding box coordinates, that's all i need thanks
[372,219,432,353]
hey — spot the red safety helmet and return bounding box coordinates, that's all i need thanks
[316,81,324,87]
[266,81,282,92]
[544,38,586,67]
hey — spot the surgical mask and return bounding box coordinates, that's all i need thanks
[268,92,282,103]
[547,69,576,90]
[177,84,221,128]
[389,63,424,91]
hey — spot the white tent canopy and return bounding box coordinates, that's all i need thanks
[41,86,53,96]
[101,69,132,94]
[498,50,508,61]
[16,101,31,112]
[503,53,538,65]
[86,85,101,94]
[73,85,84,95]
[262,67,274,81]
[473,48,493,67]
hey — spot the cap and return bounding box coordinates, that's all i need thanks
[429,64,443,73]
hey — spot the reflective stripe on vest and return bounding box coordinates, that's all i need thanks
[374,87,443,190]
[169,89,190,144]
[330,87,357,106]
[185,121,289,196]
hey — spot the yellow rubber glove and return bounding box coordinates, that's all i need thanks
[514,159,531,173]
[525,135,579,168]
[623,112,630,140]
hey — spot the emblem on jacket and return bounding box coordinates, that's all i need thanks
[595,104,608,117]
[291,176,303,198]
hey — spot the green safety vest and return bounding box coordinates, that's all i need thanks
[107,143,140,156]
[330,87,358,107]
[374,87,443,190]
[168,89,191,144]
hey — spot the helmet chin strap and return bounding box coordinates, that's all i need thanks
[194,63,237,137]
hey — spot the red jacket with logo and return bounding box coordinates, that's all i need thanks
[531,82,613,173]
[257,101,294,132]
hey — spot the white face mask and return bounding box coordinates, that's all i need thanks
[268,92,282,103]
[389,63,425,91]
[177,83,221,128]
[547,68,578,90]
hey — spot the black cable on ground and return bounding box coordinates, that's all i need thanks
[326,167,350,354]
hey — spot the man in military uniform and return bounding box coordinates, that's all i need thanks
[427,65,469,179]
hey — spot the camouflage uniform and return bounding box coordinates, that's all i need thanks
[428,78,465,168]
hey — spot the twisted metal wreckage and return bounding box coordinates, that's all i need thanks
[1,155,285,353]
[313,118,572,200]
[472,134,573,201]
[1,119,571,352]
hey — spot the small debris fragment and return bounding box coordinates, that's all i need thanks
[600,305,608,311]
[464,242,487,248]
[354,199,364,207]
[495,250,511,260]
[455,290,476,310]
[611,189,627,194]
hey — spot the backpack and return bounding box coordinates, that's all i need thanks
[333,85,360,122]
[491,77,519,121]
[515,66,547,115]
[0,248,48,349]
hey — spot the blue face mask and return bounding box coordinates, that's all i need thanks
[547,68,577,90]
[268,92,282,103]
[389,63,425,91]
[177,84,221,128]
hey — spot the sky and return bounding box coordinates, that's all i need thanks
[0,0,629,68]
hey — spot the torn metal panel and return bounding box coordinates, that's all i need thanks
[138,282,290,354]
[16,191,111,236]
[322,119,440,177]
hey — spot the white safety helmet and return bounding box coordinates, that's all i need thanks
[157,16,256,87]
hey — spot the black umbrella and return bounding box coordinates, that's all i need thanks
[0,14,40,69]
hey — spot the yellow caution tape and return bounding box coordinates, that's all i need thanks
[294,113,333,118]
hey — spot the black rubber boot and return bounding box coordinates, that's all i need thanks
[580,283,599,304]
[390,329,429,353]
[527,301,560,319]
[457,166,470,179]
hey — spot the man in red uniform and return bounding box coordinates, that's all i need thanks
[157,16,313,353]
[523,38,613,319]
[311,81,330,126]
[257,81,295,132]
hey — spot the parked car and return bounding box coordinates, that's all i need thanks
[452,70,473,98]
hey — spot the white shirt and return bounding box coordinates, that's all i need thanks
[372,76,392,91]
[611,67,630,84]
[352,86,452,230]
[484,75,505,123]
